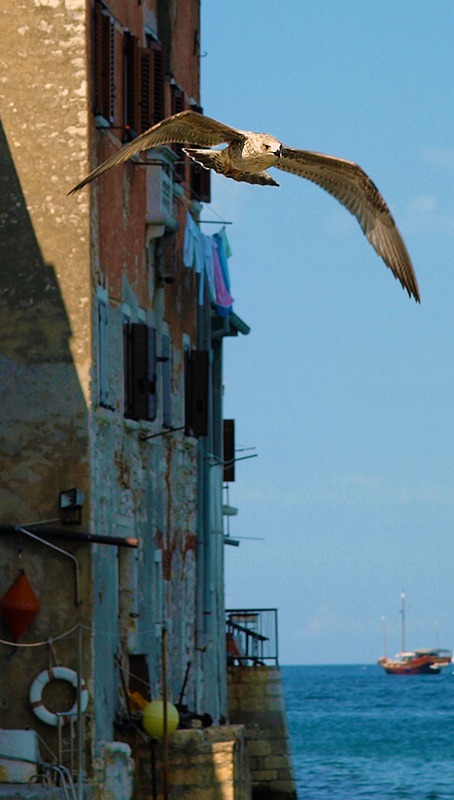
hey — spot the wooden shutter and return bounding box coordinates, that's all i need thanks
[148,326,157,421]
[150,40,165,124]
[223,419,235,482]
[124,32,139,133]
[185,350,209,437]
[138,40,165,134]
[161,334,172,428]
[190,105,211,202]
[95,3,115,122]
[139,48,153,133]
[107,16,115,122]
[125,323,149,420]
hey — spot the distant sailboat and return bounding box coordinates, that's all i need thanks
[378,593,452,675]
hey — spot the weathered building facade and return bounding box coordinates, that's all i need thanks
[0,0,250,793]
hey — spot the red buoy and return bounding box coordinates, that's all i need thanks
[0,571,41,641]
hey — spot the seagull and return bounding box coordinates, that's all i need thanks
[70,110,419,301]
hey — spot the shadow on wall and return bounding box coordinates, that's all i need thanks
[0,118,90,744]
[0,118,89,524]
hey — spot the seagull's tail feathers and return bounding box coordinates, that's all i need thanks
[183,148,279,186]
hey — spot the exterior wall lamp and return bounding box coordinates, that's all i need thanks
[59,488,85,525]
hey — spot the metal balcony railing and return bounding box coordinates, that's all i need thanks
[226,608,278,666]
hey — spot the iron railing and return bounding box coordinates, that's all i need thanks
[226,608,278,666]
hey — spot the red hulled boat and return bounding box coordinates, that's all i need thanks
[379,649,452,675]
[378,592,452,675]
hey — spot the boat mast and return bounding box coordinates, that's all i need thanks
[401,591,406,652]
[381,615,387,657]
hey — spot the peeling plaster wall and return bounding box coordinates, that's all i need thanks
[90,287,202,751]
[83,0,227,751]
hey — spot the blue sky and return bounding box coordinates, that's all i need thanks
[200,1,454,664]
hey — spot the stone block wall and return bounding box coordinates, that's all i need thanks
[227,667,296,800]
[120,724,250,800]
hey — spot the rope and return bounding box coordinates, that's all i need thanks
[0,625,79,648]
[0,622,162,649]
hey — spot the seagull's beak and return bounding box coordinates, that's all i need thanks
[274,145,283,158]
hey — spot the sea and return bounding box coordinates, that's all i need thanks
[281,664,454,800]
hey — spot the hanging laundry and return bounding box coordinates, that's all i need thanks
[183,211,202,269]
[184,212,235,312]
[213,244,234,308]
[219,226,232,258]
[203,236,217,302]
[194,233,204,275]
[213,233,232,294]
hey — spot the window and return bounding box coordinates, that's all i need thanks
[185,349,209,437]
[128,655,151,700]
[171,85,186,183]
[124,322,157,421]
[98,299,109,406]
[161,333,172,428]
[189,105,211,203]
[223,419,235,482]
[95,2,115,124]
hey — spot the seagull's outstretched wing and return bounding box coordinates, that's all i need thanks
[277,147,419,301]
[69,110,243,194]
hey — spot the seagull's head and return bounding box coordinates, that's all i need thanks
[260,134,282,158]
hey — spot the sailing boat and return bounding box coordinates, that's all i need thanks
[378,593,452,675]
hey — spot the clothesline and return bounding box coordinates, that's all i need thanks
[183,211,234,315]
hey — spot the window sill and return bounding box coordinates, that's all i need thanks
[124,417,158,434]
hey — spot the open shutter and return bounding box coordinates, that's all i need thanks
[107,16,115,122]
[150,40,165,124]
[138,40,165,134]
[139,48,153,133]
[223,419,235,482]
[185,350,209,437]
[124,32,140,133]
[161,334,172,428]
[95,4,115,122]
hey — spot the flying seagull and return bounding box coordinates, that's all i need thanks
[70,110,419,301]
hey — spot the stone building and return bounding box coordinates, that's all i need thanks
[0,0,252,795]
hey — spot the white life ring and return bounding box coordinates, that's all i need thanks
[29,667,89,727]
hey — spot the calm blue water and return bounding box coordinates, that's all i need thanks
[281,664,454,800]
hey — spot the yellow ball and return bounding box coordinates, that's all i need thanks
[142,700,179,738]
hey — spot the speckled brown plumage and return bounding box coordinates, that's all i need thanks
[70,110,419,301]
